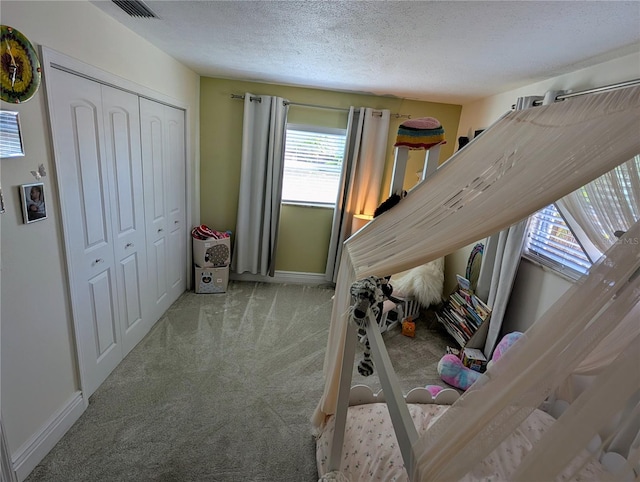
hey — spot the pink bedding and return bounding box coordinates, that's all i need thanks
[316,403,606,481]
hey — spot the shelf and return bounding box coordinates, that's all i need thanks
[436,286,491,352]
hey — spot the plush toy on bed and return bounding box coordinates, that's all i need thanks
[436,331,524,391]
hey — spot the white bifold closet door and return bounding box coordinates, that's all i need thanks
[47,69,151,396]
[47,67,187,397]
[139,98,187,323]
[47,69,187,397]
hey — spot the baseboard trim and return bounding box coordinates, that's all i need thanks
[12,392,85,481]
[230,270,331,286]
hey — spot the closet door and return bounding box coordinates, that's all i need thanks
[140,99,169,321]
[102,86,150,356]
[164,105,187,303]
[140,99,186,322]
[47,69,122,396]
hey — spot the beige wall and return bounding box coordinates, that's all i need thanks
[450,50,640,330]
[200,77,462,274]
[0,0,200,465]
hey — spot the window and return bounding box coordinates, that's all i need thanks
[524,204,591,278]
[524,157,640,280]
[0,111,25,158]
[281,124,347,206]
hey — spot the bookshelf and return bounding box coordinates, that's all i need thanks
[436,275,491,351]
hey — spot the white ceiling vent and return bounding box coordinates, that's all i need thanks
[111,0,158,18]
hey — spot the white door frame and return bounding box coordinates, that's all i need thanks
[40,46,193,402]
[1,415,17,482]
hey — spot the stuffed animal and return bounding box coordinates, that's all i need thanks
[373,191,406,218]
[487,332,523,370]
[350,276,395,376]
[425,384,445,398]
[435,331,524,391]
[437,354,481,391]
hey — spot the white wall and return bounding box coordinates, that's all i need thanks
[453,50,640,333]
[0,0,200,474]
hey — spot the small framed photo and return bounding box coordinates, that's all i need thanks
[20,182,47,224]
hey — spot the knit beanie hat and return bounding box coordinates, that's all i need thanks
[394,117,445,150]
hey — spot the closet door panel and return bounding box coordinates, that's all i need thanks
[140,98,170,321]
[119,255,143,329]
[75,107,109,249]
[89,270,118,359]
[152,238,168,301]
[149,119,166,225]
[47,68,122,397]
[165,105,186,298]
[167,228,183,292]
[102,86,150,355]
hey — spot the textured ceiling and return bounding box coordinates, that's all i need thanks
[91,0,640,104]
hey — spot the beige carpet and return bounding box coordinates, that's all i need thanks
[26,281,454,482]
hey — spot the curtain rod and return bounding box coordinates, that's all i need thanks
[230,94,411,119]
[556,78,640,101]
[512,78,640,109]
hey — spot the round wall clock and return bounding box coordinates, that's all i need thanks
[1,25,41,104]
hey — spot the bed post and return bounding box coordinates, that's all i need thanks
[327,320,358,473]
[389,144,441,196]
[366,312,420,479]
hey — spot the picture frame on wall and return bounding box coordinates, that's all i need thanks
[19,182,47,223]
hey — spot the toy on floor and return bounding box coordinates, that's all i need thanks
[401,317,416,337]
[435,331,524,391]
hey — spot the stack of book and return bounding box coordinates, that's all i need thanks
[436,275,492,348]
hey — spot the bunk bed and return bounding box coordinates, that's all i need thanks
[313,82,640,481]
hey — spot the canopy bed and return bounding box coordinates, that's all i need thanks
[313,81,640,481]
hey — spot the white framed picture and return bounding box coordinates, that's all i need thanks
[20,182,47,223]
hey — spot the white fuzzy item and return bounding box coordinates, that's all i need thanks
[390,258,445,308]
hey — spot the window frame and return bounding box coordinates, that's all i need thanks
[281,123,347,208]
[522,203,592,281]
[523,156,640,281]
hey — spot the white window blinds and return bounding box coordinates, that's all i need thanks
[524,204,591,277]
[282,125,346,205]
[0,111,24,158]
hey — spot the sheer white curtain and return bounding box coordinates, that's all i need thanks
[557,155,640,257]
[232,93,289,276]
[325,107,390,283]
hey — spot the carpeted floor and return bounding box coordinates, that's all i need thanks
[25,281,455,482]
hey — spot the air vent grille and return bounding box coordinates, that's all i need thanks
[112,0,158,18]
